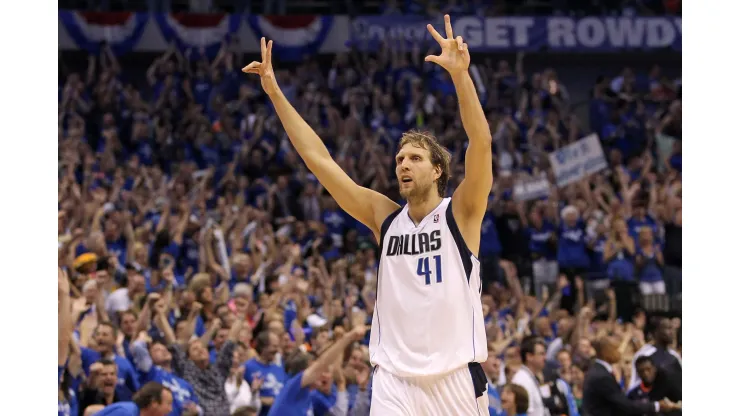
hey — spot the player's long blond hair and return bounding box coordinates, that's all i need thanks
[398,130,452,197]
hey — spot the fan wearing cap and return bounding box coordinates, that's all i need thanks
[74,253,99,276]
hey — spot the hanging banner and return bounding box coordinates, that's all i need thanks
[349,15,681,52]
[246,15,335,61]
[58,11,149,55]
[154,13,241,56]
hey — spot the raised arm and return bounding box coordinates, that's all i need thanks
[243,38,399,241]
[59,268,72,366]
[426,15,493,253]
[301,326,369,388]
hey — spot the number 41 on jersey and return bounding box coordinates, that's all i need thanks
[416,255,442,285]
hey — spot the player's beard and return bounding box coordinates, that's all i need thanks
[400,180,434,204]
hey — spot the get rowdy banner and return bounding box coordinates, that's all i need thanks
[58,11,149,55]
[246,15,334,61]
[350,15,681,52]
[154,13,241,56]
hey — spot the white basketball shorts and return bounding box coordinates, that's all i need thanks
[370,363,489,416]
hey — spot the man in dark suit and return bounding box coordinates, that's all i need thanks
[582,337,680,416]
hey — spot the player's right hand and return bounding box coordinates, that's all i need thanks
[242,37,279,96]
[349,325,368,341]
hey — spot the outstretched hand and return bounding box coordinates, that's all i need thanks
[242,37,279,96]
[425,15,470,76]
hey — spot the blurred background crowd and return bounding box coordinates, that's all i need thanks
[58,1,681,415]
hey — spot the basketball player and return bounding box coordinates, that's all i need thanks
[243,14,492,415]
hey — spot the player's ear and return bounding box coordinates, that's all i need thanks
[433,165,442,181]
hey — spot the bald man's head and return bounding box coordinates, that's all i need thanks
[593,336,622,365]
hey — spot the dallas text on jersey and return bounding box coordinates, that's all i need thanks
[385,230,442,257]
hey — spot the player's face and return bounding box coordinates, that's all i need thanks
[395,144,439,200]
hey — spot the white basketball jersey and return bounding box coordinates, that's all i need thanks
[369,198,487,377]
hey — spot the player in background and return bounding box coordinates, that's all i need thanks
[244,14,492,415]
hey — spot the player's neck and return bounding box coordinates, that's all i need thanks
[406,194,444,225]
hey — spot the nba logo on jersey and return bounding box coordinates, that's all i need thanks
[433,214,439,223]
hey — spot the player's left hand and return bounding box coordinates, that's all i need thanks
[425,14,470,75]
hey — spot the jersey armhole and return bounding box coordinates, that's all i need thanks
[377,207,403,263]
[445,201,475,282]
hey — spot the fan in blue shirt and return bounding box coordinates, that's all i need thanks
[627,205,660,245]
[58,366,81,416]
[92,381,174,416]
[244,331,288,416]
[268,326,370,416]
[480,351,505,416]
[557,207,591,271]
[131,339,201,416]
[80,323,140,396]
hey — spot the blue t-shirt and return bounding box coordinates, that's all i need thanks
[310,385,337,416]
[178,237,201,275]
[556,379,581,416]
[267,372,313,416]
[557,221,591,269]
[58,365,80,416]
[480,211,502,257]
[131,340,198,416]
[244,358,287,416]
[636,245,663,283]
[606,243,635,282]
[527,222,556,260]
[107,237,128,267]
[141,367,198,416]
[487,384,505,416]
[627,215,660,244]
[587,235,607,279]
[91,402,140,416]
[80,348,140,395]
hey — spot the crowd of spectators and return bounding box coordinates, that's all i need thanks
[58,9,681,415]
